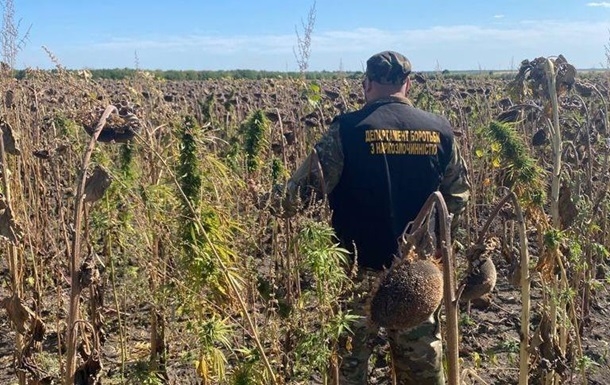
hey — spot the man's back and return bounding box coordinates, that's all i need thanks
[329,96,455,270]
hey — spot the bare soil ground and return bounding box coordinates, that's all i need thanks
[2,254,609,384]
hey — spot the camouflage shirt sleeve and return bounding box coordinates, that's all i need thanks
[439,139,471,216]
[272,120,344,217]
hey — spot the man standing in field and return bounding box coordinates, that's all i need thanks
[271,50,470,385]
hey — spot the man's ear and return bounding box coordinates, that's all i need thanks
[404,78,412,95]
[365,79,373,93]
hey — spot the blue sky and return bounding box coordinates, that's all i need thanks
[12,1,610,71]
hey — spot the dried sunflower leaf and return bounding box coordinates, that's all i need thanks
[0,119,20,155]
[83,166,112,203]
[0,205,23,244]
[0,294,35,334]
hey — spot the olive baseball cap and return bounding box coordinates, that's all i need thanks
[366,51,412,85]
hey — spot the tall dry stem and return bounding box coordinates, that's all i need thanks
[401,192,459,385]
[64,105,117,385]
[0,124,25,385]
[545,59,561,229]
[294,1,316,75]
[0,0,30,70]
[476,190,531,385]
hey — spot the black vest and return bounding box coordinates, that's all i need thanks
[328,99,454,270]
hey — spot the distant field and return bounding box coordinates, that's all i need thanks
[0,62,609,384]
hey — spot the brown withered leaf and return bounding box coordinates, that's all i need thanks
[79,252,101,288]
[22,373,54,385]
[264,110,280,122]
[22,373,53,385]
[1,294,35,334]
[460,257,497,302]
[0,205,23,244]
[535,248,559,282]
[507,255,521,288]
[528,322,545,354]
[83,166,112,203]
[558,182,578,229]
[4,89,14,109]
[507,55,576,102]
[0,119,20,155]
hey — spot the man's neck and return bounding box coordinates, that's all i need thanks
[366,94,411,106]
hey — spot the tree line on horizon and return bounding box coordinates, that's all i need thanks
[12,67,364,81]
[8,67,540,81]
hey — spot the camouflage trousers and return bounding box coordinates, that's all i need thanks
[337,268,444,385]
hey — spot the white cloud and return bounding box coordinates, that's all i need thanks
[52,19,609,71]
[587,2,610,7]
[89,34,294,53]
[493,14,505,19]
[88,21,606,52]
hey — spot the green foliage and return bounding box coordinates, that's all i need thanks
[460,314,476,327]
[175,114,239,293]
[292,325,334,377]
[292,309,359,380]
[592,242,609,259]
[53,113,82,144]
[242,110,269,173]
[302,81,323,108]
[297,220,351,296]
[230,364,258,385]
[544,228,564,250]
[177,115,202,208]
[222,139,242,172]
[10,67,526,81]
[12,64,610,385]
[188,307,235,382]
[494,338,520,355]
[275,220,356,381]
[413,88,442,114]
[485,121,546,205]
[119,141,137,180]
[271,157,287,184]
[176,115,218,282]
[125,361,166,385]
[576,354,597,373]
[195,316,233,352]
[566,239,583,265]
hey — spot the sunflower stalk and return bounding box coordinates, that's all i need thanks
[545,59,561,229]
[544,58,567,385]
[0,125,26,385]
[64,104,117,385]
